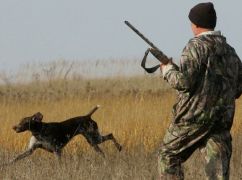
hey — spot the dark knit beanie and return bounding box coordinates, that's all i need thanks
[189,2,217,29]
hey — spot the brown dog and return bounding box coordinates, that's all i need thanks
[11,105,122,163]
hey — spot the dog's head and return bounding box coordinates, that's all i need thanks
[13,112,43,133]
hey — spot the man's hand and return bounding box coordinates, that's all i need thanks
[149,48,170,65]
[159,58,174,77]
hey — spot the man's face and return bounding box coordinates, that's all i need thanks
[191,23,198,36]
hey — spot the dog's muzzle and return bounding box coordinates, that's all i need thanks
[12,125,22,133]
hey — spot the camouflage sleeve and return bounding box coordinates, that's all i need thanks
[236,58,242,99]
[161,39,202,92]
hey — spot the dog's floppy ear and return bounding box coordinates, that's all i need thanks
[32,112,43,122]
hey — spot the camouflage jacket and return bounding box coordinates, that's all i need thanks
[162,31,242,130]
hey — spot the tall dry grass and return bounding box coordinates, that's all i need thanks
[0,60,241,179]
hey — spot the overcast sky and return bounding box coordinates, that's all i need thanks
[0,0,241,72]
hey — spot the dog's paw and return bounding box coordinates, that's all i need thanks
[117,145,122,152]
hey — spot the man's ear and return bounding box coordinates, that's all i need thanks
[32,112,43,122]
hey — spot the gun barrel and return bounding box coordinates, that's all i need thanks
[125,20,170,69]
[124,21,159,50]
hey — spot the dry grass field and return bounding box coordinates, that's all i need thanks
[0,62,241,180]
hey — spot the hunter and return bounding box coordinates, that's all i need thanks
[149,2,242,180]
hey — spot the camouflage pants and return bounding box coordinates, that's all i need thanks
[158,124,232,180]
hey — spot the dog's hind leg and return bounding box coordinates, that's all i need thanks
[92,144,105,157]
[100,133,122,151]
[85,131,122,156]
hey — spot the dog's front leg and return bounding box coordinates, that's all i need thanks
[54,150,62,161]
[11,148,35,163]
[10,136,39,164]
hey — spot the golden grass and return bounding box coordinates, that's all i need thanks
[0,90,175,153]
[0,73,241,179]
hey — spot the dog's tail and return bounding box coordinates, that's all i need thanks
[86,105,100,117]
